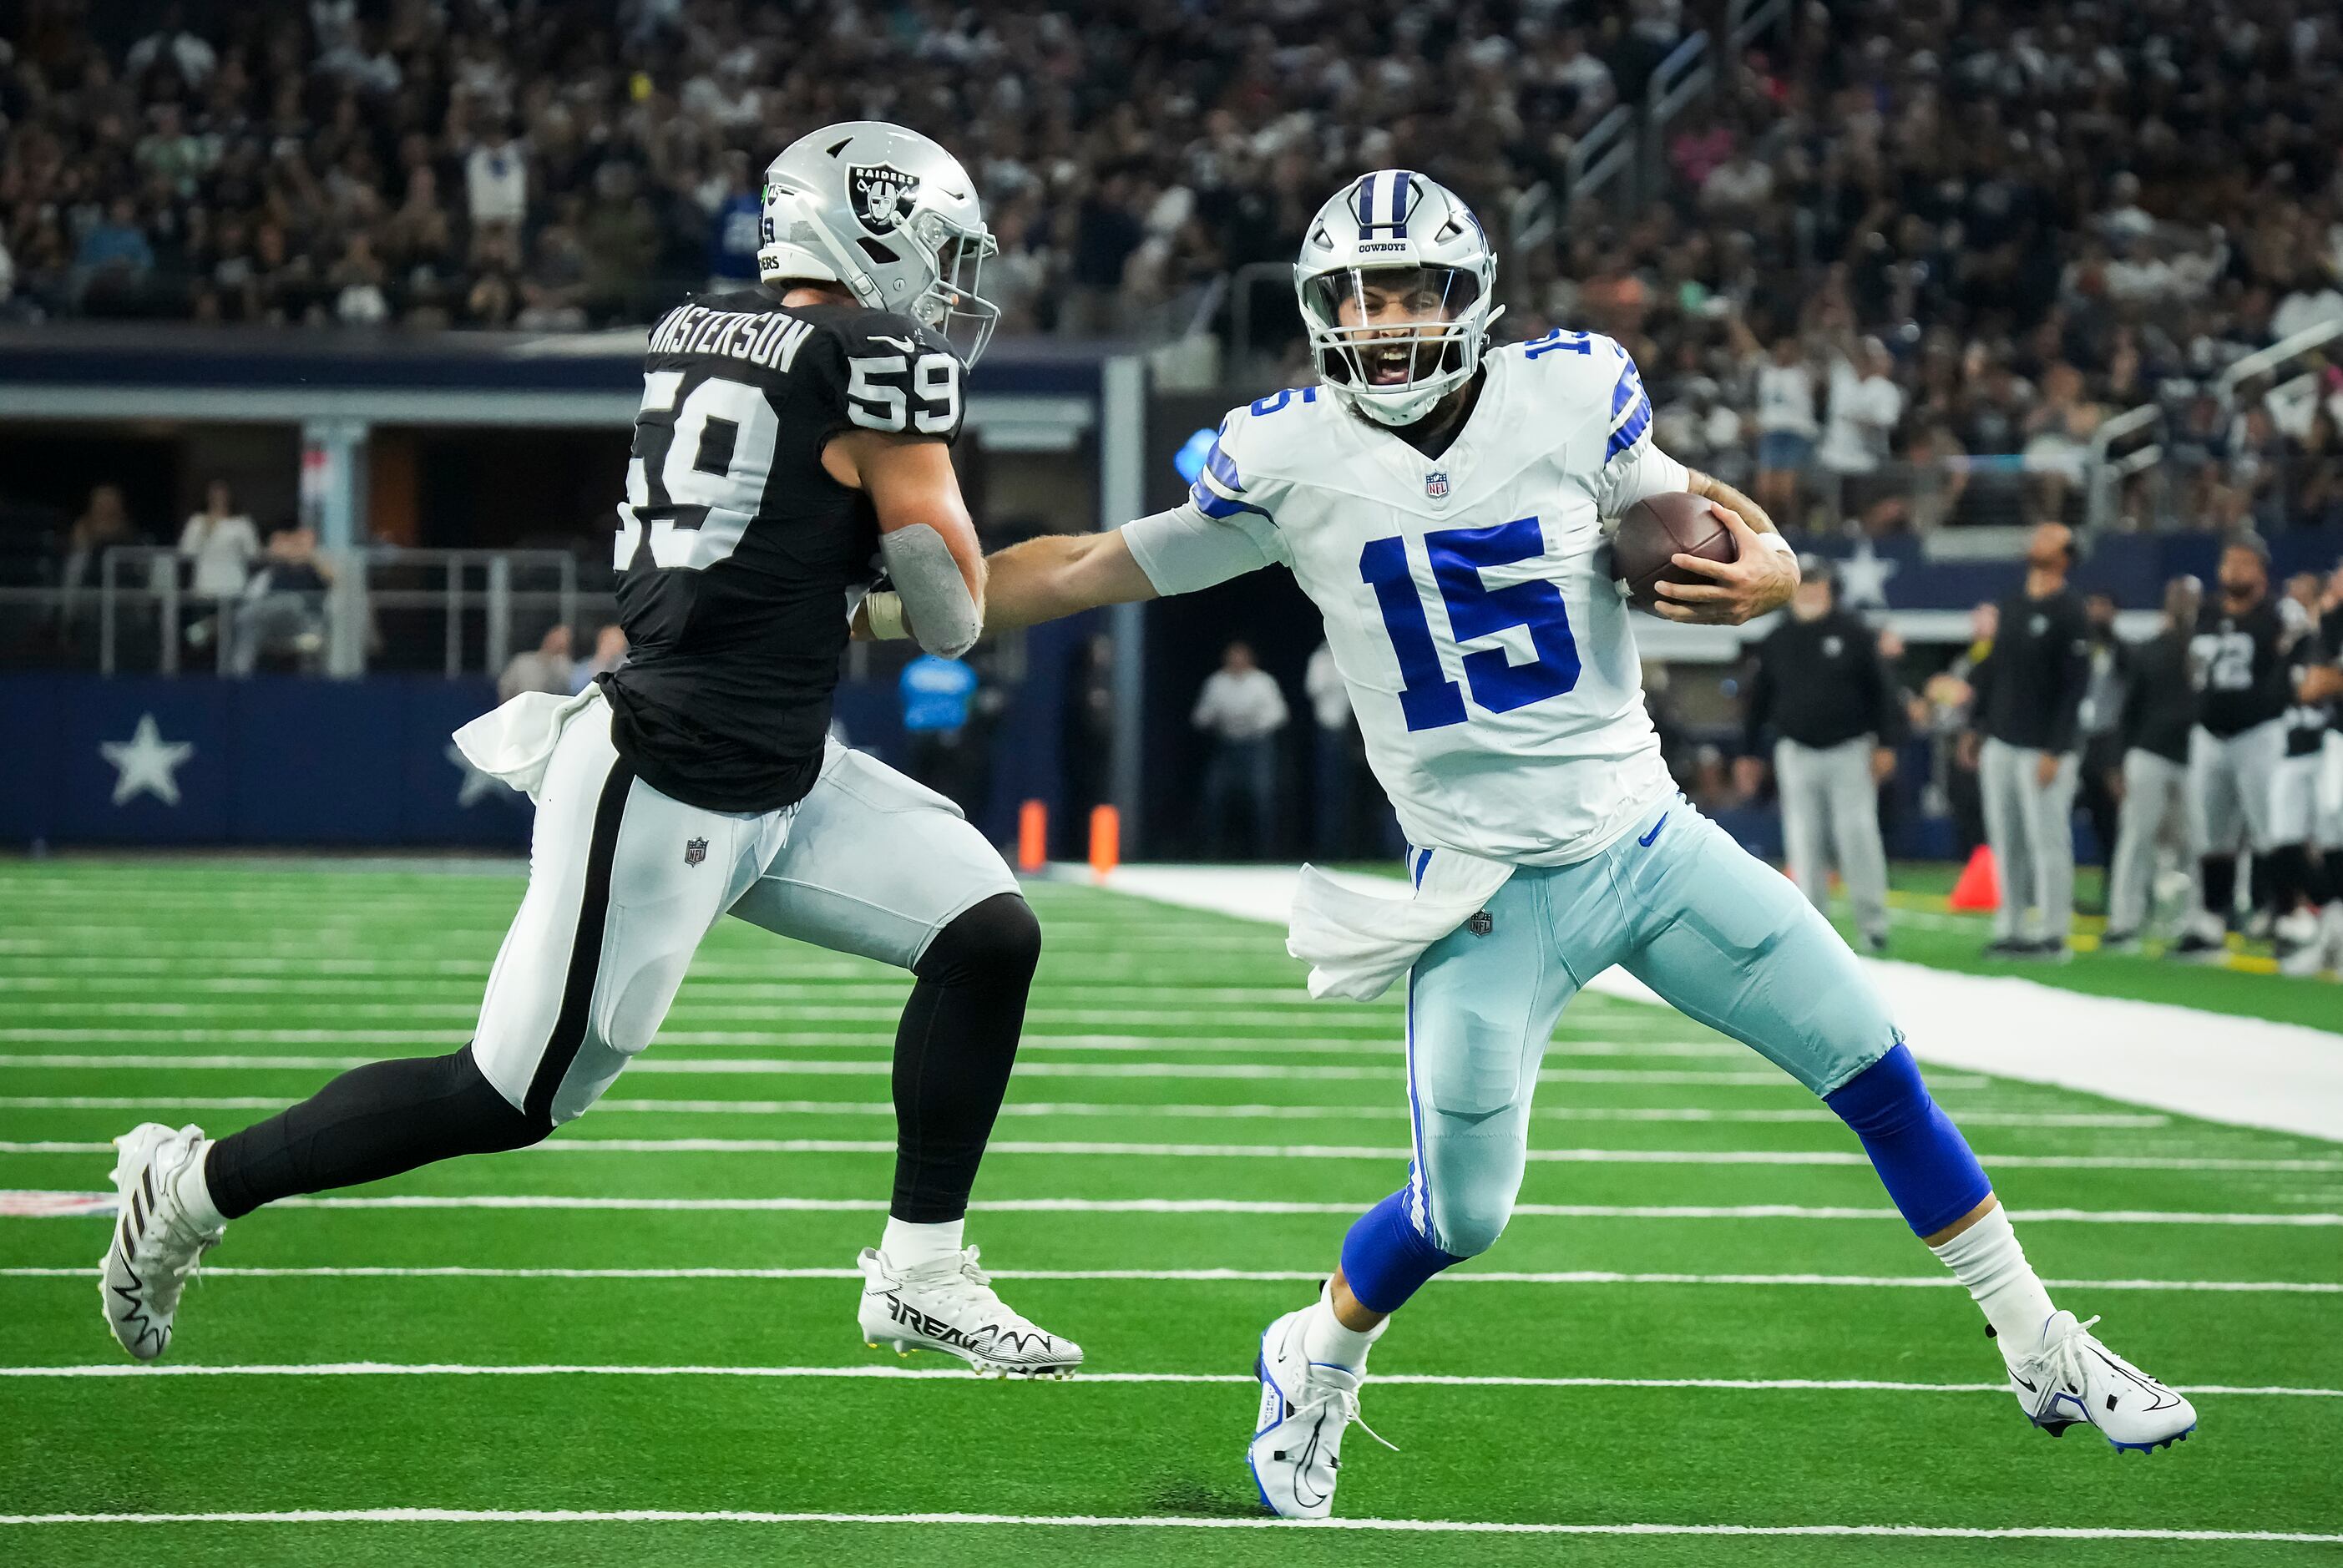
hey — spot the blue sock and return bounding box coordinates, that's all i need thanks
[1824,1043,1992,1238]
[1339,1186,1462,1314]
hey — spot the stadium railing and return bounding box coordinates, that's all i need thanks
[10,544,595,680]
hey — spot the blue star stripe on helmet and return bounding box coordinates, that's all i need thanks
[1354,172,1380,228]
[1389,169,1414,225]
[1605,359,1653,463]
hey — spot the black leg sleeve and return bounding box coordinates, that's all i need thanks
[2201,853,2237,923]
[202,1044,543,1220]
[890,892,1041,1224]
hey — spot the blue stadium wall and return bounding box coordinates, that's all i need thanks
[4,629,1088,851]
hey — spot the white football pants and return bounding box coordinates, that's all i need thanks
[471,698,1018,1125]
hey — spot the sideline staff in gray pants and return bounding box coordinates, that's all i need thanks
[1738,558,1906,953]
[1966,524,2093,959]
[2104,577,2202,945]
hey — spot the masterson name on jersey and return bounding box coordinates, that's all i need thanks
[648,302,817,373]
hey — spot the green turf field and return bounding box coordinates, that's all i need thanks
[1,861,2338,1565]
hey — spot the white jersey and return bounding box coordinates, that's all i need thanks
[1125,330,1689,864]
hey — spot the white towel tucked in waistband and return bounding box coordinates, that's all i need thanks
[451,687,601,804]
[1285,851,1516,1001]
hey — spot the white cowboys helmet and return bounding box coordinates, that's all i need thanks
[757,121,1001,364]
[1295,170,1502,426]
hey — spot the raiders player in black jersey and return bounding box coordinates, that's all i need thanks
[2177,535,2301,957]
[97,124,1082,1379]
[2275,567,2343,974]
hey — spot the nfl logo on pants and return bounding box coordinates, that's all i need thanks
[683,837,708,867]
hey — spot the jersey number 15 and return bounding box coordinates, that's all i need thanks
[1361,516,1582,732]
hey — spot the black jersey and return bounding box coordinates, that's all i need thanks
[2282,611,2337,757]
[598,291,965,813]
[2189,597,2291,739]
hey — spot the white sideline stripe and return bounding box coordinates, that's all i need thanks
[0,1095,2171,1128]
[0,1510,2334,1545]
[5,1264,2333,1294]
[1103,864,2343,1144]
[5,1136,2326,1172]
[8,1190,2337,1225]
[0,1054,1904,1087]
[0,1363,2332,1401]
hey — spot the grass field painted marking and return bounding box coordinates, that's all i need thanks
[0,1095,2171,1128]
[8,1190,2336,1224]
[0,1364,2332,1402]
[0,1509,2334,1543]
[8,1136,2318,1171]
[5,1264,2331,1293]
[0,1055,1931,1086]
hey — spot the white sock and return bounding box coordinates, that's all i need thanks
[177,1141,227,1232]
[1929,1204,2057,1358]
[879,1216,964,1272]
[1300,1281,1387,1373]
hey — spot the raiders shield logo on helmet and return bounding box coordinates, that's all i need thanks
[684,837,709,867]
[848,164,920,235]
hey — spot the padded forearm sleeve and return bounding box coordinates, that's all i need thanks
[880,524,983,659]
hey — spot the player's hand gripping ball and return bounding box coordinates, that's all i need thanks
[1610,493,1795,625]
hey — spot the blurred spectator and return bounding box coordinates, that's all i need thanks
[498,624,574,701]
[705,150,764,293]
[571,621,628,691]
[230,527,334,675]
[1816,335,1903,530]
[59,483,145,594]
[1192,640,1287,858]
[1304,641,1357,859]
[900,652,984,812]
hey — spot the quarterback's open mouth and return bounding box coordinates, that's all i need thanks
[1368,346,1414,385]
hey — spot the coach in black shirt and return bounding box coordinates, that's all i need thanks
[2103,576,2199,946]
[1739,558,1906,952]
[1968,523,2093,957]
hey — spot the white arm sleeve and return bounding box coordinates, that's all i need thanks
[1595,436,1691,522]
[1120,501,1285,596]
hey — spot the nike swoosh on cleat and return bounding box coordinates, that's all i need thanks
[1638,812,1670,847]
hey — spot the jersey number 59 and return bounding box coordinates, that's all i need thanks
[1361,516,1581,731]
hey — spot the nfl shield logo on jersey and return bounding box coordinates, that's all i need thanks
[849,164,920,235]
[683,837,709,867]
[1425,470,1450,499]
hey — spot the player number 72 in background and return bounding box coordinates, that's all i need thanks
[1360,515,1582,732]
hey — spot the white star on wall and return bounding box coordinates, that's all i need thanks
[1835,539,1899,610]
[446,741,506,807]
[99,714,195,807]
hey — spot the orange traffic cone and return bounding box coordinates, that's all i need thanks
[1948,845,1999,912]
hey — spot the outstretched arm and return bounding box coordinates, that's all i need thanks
[975,529,1161,632]
[1647,467,1800,626]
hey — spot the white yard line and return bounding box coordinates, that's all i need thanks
[5,1137,2323,1171]
[8,1190,2336,1225]
[0,1054,1895,1086]
[1105,864,2343,1144]
[0,1509,2331,1543]
[3,1264,2331,1294]
[0,1095,2169,1128]
[0,1363,2332,1400]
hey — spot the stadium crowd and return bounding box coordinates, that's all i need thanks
[3,1,2343,532]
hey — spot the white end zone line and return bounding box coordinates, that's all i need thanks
[1102,864,2343,1146]
[8,1191,2338,1225]
[3,1264,2332,1293]
[0,1363,2332,1400]
[0,1509,2332,1544]
[11,1138,2330,1171]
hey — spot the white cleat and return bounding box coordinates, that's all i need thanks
[2006,1311,2197,1453]
[1247,1306,1394,1519]
[99,1123,224,1362]
[855,1245,1081,1379]
[2275,908,2326,976]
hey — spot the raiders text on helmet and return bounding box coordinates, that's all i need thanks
[1294,171,1502,426]
[757,122,1001,363]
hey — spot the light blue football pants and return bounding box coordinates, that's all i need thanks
[1399,794,1900,1259]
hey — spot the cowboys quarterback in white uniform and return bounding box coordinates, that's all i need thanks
[870,169,2199,1515]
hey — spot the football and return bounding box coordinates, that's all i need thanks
[1611,492,1739,613]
